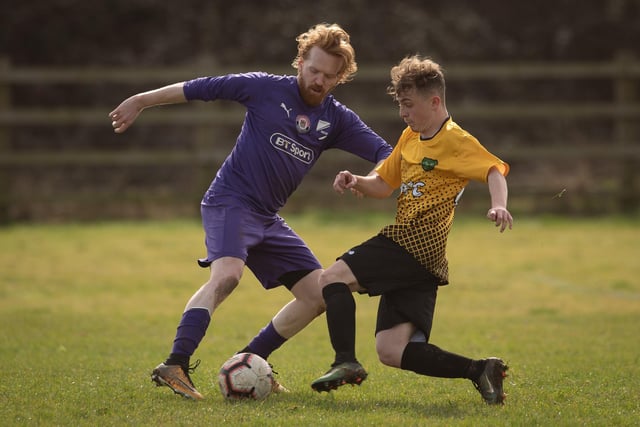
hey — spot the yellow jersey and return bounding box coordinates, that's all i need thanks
[376,117,509,284]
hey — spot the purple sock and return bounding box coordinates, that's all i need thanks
[170,308,211,357]
[247,321,287,360]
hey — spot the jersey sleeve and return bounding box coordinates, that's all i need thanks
[183,72,267,104]
[329,105,393,163]
[375,130,409,189]
[452,134,509,182]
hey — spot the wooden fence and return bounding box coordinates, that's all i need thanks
[0,55,639,222]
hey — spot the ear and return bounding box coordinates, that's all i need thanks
[431,96,441,109]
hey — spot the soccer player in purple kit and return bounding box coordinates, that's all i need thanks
[109,23,392,400]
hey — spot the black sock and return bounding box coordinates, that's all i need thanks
[400,342,473,378]
[165,353,190,368]
[466,359,487,382]
[323,282,357,365]
[237,346,252,354]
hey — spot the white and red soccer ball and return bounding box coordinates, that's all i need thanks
[218,352,273,400]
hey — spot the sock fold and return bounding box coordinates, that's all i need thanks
[244,321,287,360]
[167,308,211,364]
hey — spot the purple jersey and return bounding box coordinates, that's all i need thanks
[183,72,392,215]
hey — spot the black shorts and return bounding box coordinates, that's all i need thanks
[338,234,439,339]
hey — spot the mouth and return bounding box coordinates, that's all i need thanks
[300,85,325,106]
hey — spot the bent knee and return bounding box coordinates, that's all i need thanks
[376,346,402,368]
[289,272,325,311]
[319,261,355,287]
[291,292,326,317]
[308,295,326,315]
[318,269,339,287]
[376,334,407,368]
[207,274,240,298]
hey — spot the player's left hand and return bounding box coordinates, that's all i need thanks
[487,207,513,232]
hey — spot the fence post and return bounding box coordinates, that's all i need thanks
[0,56,10,223]
[613,50,639,214]
[608,0,638,214]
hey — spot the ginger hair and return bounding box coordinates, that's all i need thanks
[292,23,357,84]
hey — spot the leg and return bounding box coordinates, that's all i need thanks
[375,322,415,368]
[311,260,368,392]
[239,270,325,393]
[376,287,509,404]
[271,269,325,338]
[242,269,325,360]
[237,215,325,360]
[400,341,508,404]
[186,256,245,313]
[376,318,480,378]
[151,256,244,400]
[374,287,489,386]
[318,259,365,365]
[173,256,244,360]
[376,321,478,376]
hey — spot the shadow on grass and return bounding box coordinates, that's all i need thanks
[284,392,487,420]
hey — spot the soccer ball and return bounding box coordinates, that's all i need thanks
[218,352,273,400]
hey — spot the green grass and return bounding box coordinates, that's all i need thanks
[1,214,639,426]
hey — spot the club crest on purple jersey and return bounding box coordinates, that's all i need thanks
[296,115,311,134]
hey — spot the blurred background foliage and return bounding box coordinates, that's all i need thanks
[3,0,638,66]
[1,1,639,221]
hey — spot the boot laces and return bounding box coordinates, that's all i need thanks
[181,359,201,385]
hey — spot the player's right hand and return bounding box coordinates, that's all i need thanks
[333,170,357,194]
[109,96,143,133]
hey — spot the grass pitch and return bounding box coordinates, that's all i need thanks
[0,213,638,426]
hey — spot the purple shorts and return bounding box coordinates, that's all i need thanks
[199,203,321,289]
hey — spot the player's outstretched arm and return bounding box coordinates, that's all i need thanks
[347,159,388,198]
[109,82,188,133]
[333,170,393,199]
[486,167,513,232]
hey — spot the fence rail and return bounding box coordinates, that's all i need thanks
[4,60,640,82]
[2,102,640,127]
[1,57,639,221]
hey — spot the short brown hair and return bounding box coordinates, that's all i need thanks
[387,55,446,101]
[292,23,357,85]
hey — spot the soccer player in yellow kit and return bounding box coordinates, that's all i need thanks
[311,55,513,404]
